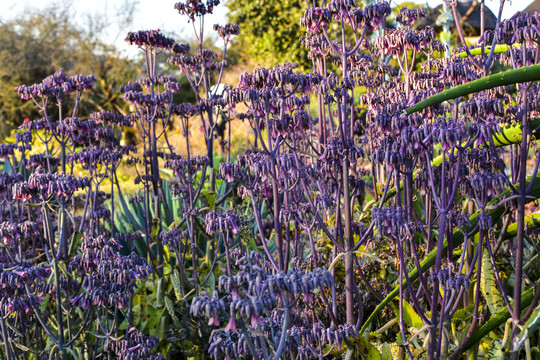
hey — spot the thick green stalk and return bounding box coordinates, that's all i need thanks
[458,44,516,59]
[510,84,531,360]
[502,212,540,239]
[405,64,540,115]
[375,118,540,207]
[360,175,540,335]
[450,287,535,357]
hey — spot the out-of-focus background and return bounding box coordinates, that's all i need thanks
[0,0,533,142]
[0,0,527,60]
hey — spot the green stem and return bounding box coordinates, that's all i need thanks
[449,287,535,358]
[458,44,517,59]
[360,175,540,335]
[376,118,540,207]
[406,64,540,115]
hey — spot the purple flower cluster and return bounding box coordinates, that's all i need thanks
[372,206,407,237]
[490,12,540,45]
[429,268,470,291]
[376,27,442,57]
[204,308,356,360]
[70,145,135,170]
[218,162,245,183]
[104,328,165,360]
[26,154,60,170]
[12,167,90,202]
[174,0,220,22]
[164,155,210,176]
[205,210,242,235]
[300,7,332,34]
[124,29,176,50]
[90,111,132,127]
[15,70,96,99]
[69,235,151,309]
[0,265,50,291]
[395,6,427,26]
[193,264,333,327]
[191,247,336,359]
[0,144,16,158]
[213,23,240,39]
[172,42,190,55]
[0,221,40,245]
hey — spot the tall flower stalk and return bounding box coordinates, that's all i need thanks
[2,1,540,359]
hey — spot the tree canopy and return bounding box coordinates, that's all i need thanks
[0,3,139,138]
[226,0,310,69]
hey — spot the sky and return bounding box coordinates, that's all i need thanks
[0,0,532,59]
[0,0,228,58]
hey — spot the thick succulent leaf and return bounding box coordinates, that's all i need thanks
[395,298,424,329]
[514,304,540,354]
[346,335,382,360]
[480,249,505,315]
[406,64,540,115]
[484,340,505,360]
[454,287,535,356]
[361,175,540,335]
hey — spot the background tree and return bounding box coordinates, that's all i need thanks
[0,2,139,138]
[226,0,310,69]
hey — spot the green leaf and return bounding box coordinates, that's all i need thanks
[133,235,148,256]
[206,272,216,293]
[377,343,399,360]
[248,236,258,251]
[453,304,479,321]
[162,180,173,225]
[396,299,424,329]
[12,341,29,352]
[203,189,216,210]
[454,286,535,356]
[139,319,148,333]
[480,249,504,315]
[171,269,183,301]
[68,231,83,257]
[116,180,144,231]
[164,296,179,326]
[145,306,164,337]
[158,314,168,339]
[349,335,382,359]
[48,344,59,360]
[65,348,79,360]
[514,304,540,354]
[163,244,171,264]
[114,212,127,233]
[151,218,160,239]
[154,277,164,307]
[524,304,540,335]
[361,175,540,336]
[39,294,50,312]
[484,340,505,360]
